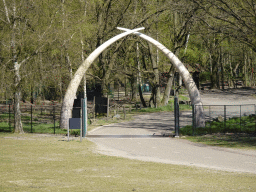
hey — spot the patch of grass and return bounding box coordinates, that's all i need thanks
[137,104,174,113]
[0,134,256,191]
[0,122,12,132]
[0,121,67,135]
[180,115,256,149]
[23,122,66,134]
[179,95,190,101]
[180,115,256,136]
[134,103,191,113]
[185,134,256,150]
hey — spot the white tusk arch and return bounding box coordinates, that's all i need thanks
[60,27,205,129]
[60,27,145,129]
[117,27,205,127]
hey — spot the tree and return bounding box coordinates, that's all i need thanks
[191,0,256,88]
[0,0,58,133]
[192,0,256,52]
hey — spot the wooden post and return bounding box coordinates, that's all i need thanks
[123,106,126,120]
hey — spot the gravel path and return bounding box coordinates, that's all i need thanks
[87,88,256,174]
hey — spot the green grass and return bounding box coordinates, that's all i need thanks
[180,115,256,149]
[0,121,66,134]
[180,115,256,136]
[185,134,256,150]
[134,98,192,113]
[0,134,256,191]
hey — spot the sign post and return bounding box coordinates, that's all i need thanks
[68,118,81,141]
[174,96,179,137]
[82,98,87,137]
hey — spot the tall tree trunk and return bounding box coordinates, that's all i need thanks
[136,42,147,107]
[11,0,23,133]
[149,43,161,107]
[210,54,219,89]
[161,65,175,106]
[138,84,147,107]
[244,48,248,87]
[228,54,233,88]
[14,62,23,133]
[220,48,224,90]
[130,75,137,101]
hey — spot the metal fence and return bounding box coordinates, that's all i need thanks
[0,99,137,133]
[0,102,62,133]
[192,104,256,135]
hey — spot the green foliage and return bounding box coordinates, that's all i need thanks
[1,0,256,108]
[200,72,211,82]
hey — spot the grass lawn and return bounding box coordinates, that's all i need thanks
[184,133,256,150]
[1,133,256,191]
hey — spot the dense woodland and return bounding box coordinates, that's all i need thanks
[1,0,256,132]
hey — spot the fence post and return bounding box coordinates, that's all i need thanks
[31,105,33,133]
[107,96,109,118]
[93,96,95,121]
[209,105,211,133]
[123,106,126,120]
[9,104,11,131]
[240,105,242,132]
[224,105,226,132]
[174,96,179,137]
[192,104,195,136]
[53,106,55,134]
[82,98,87,137]
[254,104,256,133]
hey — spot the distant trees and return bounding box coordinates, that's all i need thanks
[192,0,256,87]
[1,0,52,133]
[1,0,256,132]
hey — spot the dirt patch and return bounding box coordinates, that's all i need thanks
[200,88,256,105]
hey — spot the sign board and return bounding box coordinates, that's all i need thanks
[72,108,81,118]
[95,97,109,114]
[69,118,81,129]
[68,98,87,141]
[68,118,81,141]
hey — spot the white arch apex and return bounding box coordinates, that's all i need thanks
[60,27,204,129]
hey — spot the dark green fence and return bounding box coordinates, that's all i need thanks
[191,104,256,135]
[0,102,62,134]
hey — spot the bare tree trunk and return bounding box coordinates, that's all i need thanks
[138,84,147,107]
[14,62,23,133]
[2,0,10,23]
[228,54,233,88]
[161,65,175,106]
[149,43,161,107]
[136,42,147,107]
[130,75,137,101]
[210,54,219,89]
[11,0,23,133]
[244,48,248,87]
[220,48,224,90]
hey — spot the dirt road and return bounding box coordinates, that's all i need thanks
[87,89,256,174]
